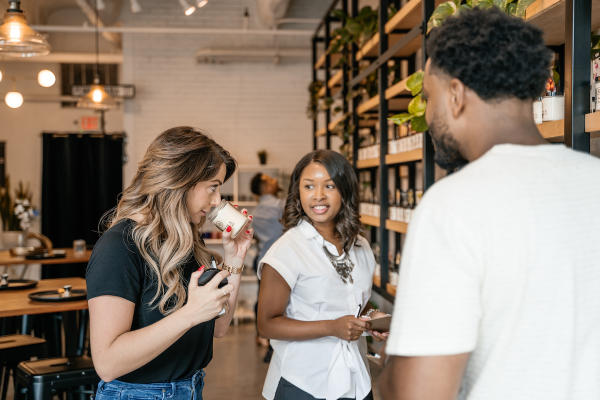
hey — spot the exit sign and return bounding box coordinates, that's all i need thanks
[81,116,99,131]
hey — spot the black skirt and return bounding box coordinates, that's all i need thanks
[273,378,374,400]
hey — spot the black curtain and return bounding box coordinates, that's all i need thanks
[41,132,123,278]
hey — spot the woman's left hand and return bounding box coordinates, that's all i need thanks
[222,207,254,264]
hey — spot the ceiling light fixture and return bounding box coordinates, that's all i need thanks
[0,69,3,82]
[5,90,22,108]
[130,0,142,13]
[196,0,208,8]
[0,1,50,57]
[179,0,196,16]
[37,69,55,87]
[77,0,116,110]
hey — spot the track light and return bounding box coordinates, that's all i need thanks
[130,0,142,13]
[196,0,208,8]
[179,0,196,16]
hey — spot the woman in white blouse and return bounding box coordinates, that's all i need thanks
[257,150,388,400]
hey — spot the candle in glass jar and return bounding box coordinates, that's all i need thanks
[206,200,250,239]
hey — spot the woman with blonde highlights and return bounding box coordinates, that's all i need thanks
[86,126,253,400]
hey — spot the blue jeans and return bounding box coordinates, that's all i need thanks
[94,370,205,400]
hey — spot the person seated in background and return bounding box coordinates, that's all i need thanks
[379,8,600,400]
[250,172,284,355]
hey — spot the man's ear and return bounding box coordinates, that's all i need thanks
[448,78,466,119]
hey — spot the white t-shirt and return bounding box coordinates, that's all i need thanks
[258,219,375,400]
[387,144,600,400]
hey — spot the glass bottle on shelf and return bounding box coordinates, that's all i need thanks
[389,249,401,287]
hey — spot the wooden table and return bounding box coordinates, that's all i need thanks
[0,277,88,356]
[0,277,87,318]
[0,249,91,266]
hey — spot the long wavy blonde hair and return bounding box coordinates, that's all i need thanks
[108,126,236,315]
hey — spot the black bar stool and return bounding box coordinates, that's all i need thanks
[14,356,98,400]
[0,335,46,400]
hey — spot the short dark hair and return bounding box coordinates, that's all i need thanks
[426,7,553,100]
[250,173,263,196]
[283,150,360,252]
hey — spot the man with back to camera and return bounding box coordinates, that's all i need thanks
[250,172,284,359]
[379,8,600,400]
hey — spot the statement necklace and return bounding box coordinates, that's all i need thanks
[322,245,354,284]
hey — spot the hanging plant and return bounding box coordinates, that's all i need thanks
[307,80,324,120]
[390,0,538,132]
[427,0,537,33]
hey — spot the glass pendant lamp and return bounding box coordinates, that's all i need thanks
[0,1,50,57]
[77,0,116,110]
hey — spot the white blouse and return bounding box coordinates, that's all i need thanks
[258,219,375,400]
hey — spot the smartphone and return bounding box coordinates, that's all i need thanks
[197,268,228,317]
[197,268,229,288]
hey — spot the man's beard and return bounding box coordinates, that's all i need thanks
[429,113,468,172]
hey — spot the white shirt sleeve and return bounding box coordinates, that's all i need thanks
[258,238,299,290]
[386,182,483,356]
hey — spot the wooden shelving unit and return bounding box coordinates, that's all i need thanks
[373,275,381,287]
[386,219,408,234]
[360,214,380,227]
[386,283,397,297]
[585,112,600,133]
[536,120,564,140]
[311,0,593,301]
[314,52,342,70]
[526,0,600,45]
[356,96,410,115]
[357,158,380,169]
[385,149,422,164]
[318,70,343,98]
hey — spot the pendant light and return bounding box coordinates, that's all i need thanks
[0,1,50,57]
[77,0,116,110]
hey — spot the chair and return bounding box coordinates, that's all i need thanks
[14,356,98,400]
[0,335,46,400]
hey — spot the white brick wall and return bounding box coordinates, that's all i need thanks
[121,33,313,183]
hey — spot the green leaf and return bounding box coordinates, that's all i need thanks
[410,115,429,133]
[474,0,494,9]
[408,94,427,117]
[388,113,413,125]
[514,0,536,17]
[493,0,508,11]
[459,3,473,12]
[427,1,458,33]
[331,10,347,20]
[406,71,424,96]
[506,2,517,14]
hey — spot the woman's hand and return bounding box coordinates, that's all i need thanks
[183,268,232,326]
[329,315,369,341]
[222,207,254,265]
[361,311,391,342]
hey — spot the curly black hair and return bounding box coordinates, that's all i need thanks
[426,7,553,100]
[283,150,360,253]
[250,172,263,196]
